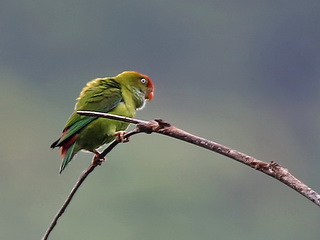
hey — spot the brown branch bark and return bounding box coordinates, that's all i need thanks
[77,111,320,207]
[43,111,320,239]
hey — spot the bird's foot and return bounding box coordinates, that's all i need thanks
[92,150,106,166]
[113,131,129,143]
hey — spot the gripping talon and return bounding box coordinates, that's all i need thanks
[113,131,129,143]
[92,150,106,166]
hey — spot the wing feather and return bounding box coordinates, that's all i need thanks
[51,78,122,148]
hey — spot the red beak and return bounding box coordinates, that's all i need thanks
[144,75,154,101]
[147,89,154,100]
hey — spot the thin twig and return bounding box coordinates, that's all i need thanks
[43,111,320,240]
[42,163,96,240]
[77,111,149,125]
[78,111,320,207]
[42,129,138,240]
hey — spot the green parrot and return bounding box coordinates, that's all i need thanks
[51,71,155,173]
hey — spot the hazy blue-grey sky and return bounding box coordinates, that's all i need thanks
[1,1,319,239]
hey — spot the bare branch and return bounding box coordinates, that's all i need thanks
[42,129,138,240]
[43,111,319,239]
[77,111,148,125]
[42,162,96,240]
[78,111,320,207]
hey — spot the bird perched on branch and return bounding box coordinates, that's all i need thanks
[51,71,155,173]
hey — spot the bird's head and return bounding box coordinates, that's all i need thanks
[116,71,155,101]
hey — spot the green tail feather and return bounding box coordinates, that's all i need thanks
[59,143,77,173]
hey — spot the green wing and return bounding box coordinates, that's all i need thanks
[52,79,122,147]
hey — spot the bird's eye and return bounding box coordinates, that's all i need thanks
[140,78,147,84]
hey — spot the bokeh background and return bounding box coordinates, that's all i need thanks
[1,1,320,239]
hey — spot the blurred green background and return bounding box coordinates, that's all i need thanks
[1,1,320,239]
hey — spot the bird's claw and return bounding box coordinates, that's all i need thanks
[92,151,106,166]
[113,131,129,143]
